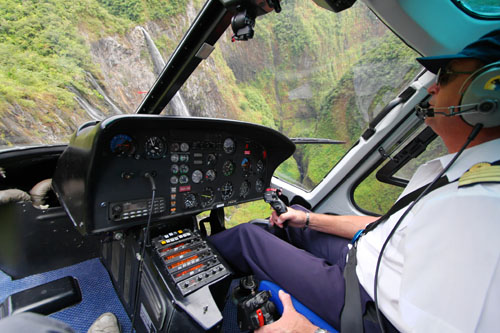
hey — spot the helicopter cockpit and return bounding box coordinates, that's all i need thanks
[0,0,499,332]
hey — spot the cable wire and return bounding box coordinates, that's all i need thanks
[131,172,157,333]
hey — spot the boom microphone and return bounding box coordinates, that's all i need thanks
[415,100,497,120]
[415,102,434,120]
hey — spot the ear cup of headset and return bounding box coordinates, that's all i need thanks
[461,61,500,128]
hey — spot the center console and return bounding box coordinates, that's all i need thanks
[101,224,232,332]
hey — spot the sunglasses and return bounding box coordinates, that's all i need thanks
[436,67,475,86]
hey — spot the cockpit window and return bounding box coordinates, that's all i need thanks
[181,0,420,192]
[452,0,500,18]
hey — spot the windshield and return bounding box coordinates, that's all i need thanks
[0,0,418,175]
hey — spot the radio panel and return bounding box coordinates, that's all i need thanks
[109,197,166,221]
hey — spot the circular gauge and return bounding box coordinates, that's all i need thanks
[171,164,179,174]
[171,153,179,163]
[222,160,235,176]
[220,181,234,201]
[180,164,189,174]
[192,170,203,184]
[110,134,136,156]
[180,142,190,152]
[183,193,198,209]
[239,180,251,198]
[256,160,265,175]
[205,169,216,182]
[145,136,166,159]
[207,153,217,167]
[170,176,179,185]
[200,187,215,207]
[170,143,180,152]
[179,175,189,184]
[223,138,235,154]
[179,154,189,162]
[241,157,251,174]
[255,179,264,193]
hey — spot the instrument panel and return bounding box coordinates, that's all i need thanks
[53,115,295,235]
[105,131,268,219]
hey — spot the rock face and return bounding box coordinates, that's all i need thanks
[86,19,232,119]
[88,26,159,114]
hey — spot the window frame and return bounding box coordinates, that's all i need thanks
[375,126,438,187]
[451,0,500,20]
[350,122,442,216]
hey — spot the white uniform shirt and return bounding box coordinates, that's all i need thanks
[356,138,500,332]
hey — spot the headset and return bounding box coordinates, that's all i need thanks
[416,61,500,128]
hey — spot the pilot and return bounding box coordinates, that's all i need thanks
[208,29,500,332]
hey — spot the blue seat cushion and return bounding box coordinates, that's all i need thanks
[258,280,338,332]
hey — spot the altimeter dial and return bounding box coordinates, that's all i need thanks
[145,136,166,159]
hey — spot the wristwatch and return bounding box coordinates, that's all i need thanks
[304,212,310,228]
[314,328,329,333]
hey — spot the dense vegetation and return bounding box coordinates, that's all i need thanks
[0,0,195,145]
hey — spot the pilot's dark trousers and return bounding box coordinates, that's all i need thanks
[208,221,367,331]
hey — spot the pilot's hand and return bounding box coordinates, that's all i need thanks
[270,206,307,229]
[255,290,318,333]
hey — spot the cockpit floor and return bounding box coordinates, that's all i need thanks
[0,258,132,332]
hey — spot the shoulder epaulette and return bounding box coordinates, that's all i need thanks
[458,161,500,188]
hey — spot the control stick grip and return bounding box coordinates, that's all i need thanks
[264,188,287,216]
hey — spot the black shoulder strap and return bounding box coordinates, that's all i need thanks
[341,245,364,333]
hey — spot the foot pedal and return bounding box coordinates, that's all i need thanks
[0,276,82,318]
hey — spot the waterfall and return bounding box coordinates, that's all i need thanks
[139,26,191,117]
[85,72,123,115]
[140,27,165,76]
[67,86,106,121]
[169,92,191,117]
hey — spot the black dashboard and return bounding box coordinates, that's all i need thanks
[52,115,295,235]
